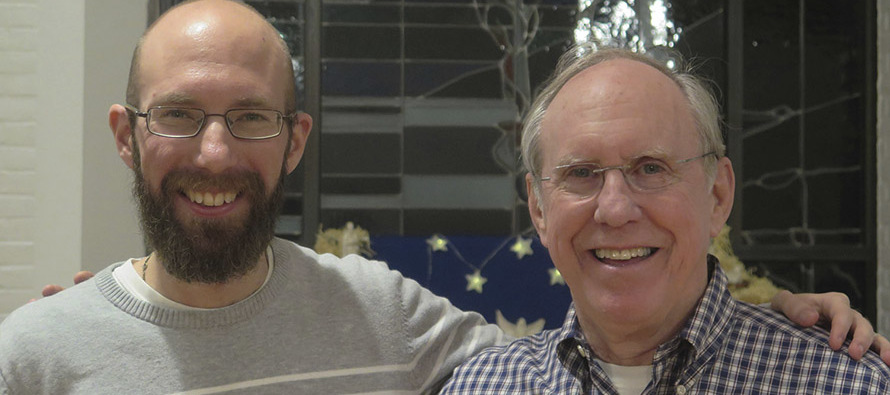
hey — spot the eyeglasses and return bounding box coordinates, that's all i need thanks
[125,105,294,140]
[539,152,717,198]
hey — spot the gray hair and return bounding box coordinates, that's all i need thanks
[521,43,725,198]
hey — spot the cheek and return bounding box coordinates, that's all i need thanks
[252,148,288,191]
[134,145,166,190]
[542,198,592,249]
[655,192,713,254]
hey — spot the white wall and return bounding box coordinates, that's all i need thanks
[0,0,52,317]
[82,0,146,273]
[0,0,145,320]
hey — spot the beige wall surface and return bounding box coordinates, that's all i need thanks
[0,0,146,320]
[82,0,146,274]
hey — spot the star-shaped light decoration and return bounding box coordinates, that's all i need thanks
[426,234,448,252]
[548,268,565,286]
[465,270,487,293]
[495,310,546,338]
[509,236,534,259]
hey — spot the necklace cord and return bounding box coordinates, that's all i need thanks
[142,254,150,281]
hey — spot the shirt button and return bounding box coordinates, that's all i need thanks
[576,345,587,358]
[676,385,687,395]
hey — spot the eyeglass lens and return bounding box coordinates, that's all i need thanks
[147,108,282,139]
[554,157,689,197]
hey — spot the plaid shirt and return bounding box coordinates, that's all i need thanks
[442,258,890,394]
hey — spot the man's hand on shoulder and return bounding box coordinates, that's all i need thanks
[32,271,95,300]
[771,290,890,365]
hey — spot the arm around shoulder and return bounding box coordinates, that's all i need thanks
[390,262,506,390]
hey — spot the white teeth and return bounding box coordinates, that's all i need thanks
[595,247,652,261]
[187,190,237,207]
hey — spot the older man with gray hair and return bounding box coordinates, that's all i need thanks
[442,45,890,393]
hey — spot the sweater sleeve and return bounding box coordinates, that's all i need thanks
[295,245,510,393]
[1,369,8,395]
[392,265,507,392]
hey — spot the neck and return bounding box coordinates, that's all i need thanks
[579,318,680,366]
[576,296,700,366]
[137,250,270,308]
[576,263,711,366]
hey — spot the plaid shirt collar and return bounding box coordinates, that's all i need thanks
[554,255,736,393]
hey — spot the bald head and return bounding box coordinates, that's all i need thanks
[126,0,296,114]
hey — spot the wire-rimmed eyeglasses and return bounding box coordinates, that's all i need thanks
[538,152,717,198]
[125,105,294,140]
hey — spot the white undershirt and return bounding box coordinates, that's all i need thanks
[112,245,275,311]
[595,358,652,395]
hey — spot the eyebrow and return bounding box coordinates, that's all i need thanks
[147,94,273,109]
[553,147,671,168]
[148,92,195,107]
[634,147,670,160]
[231,97,273,108]
[553,156,597,168]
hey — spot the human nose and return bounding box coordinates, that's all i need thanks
[592,168,642,227]
[194,115,236,173]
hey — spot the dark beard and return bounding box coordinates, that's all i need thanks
[132,146,284,284]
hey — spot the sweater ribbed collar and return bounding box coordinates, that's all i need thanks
[96,238,297,329]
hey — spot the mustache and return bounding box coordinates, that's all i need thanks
[133,165,284,284]
[159,168,265,199]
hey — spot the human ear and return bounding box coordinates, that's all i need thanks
[284,112,313,175]
[109,104,136,170]
[526,173,549,247]
[709,156,735,237]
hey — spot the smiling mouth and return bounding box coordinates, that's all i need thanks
[185,190,238,207]
[594,247,655,261]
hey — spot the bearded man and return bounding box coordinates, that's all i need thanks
[0,1,505,392]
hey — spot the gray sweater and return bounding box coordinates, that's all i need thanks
[0,238,505,394]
